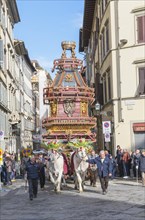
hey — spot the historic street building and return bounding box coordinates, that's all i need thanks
[14,40,36,150]
[31,60,52,148]
[0,0,20,152]
[80,0,145,153]
[0,0,37,153]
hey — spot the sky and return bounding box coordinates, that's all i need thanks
[14,0,85,79]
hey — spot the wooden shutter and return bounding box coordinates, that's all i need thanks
[137,16,145,43]
[0,40,4,68]
[96,17,99,34]
[139,67,145,95]
[105,22,109,52]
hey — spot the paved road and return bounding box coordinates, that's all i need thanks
[0,178,145,220]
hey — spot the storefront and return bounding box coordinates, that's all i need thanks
[133,123,145,150]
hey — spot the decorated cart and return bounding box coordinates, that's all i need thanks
[42,41,96,148]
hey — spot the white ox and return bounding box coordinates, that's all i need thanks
[73,148,89,193]
[47,150,64,193]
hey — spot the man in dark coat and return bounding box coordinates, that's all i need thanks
[139,149,145,186]
[38,156,46,190]
[132,149,141,178]
[86,150,112,195]
[25,156,40,200]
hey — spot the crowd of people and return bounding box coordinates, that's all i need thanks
[0,151,19,186]
[0,146,145,200]
[0,151,47,200]
[116,146,143,179]
[86,147,145,195]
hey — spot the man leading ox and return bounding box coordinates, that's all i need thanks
[86,150,112,195]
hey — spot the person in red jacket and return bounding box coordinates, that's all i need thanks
[122,149,131,178]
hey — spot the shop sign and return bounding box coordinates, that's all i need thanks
[133,123,145,132]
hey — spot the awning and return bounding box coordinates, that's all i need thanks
[133,123,145,132]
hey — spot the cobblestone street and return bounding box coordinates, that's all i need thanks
[0,178,145,220]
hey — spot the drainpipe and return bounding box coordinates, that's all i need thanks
[114,0,123,122]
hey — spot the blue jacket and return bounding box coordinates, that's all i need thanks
[26,161,39,179]
[86,156,112,177]
[139,154,145,172]
[133,154,140,166]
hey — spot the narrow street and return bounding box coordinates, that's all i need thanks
[0,179,145,220]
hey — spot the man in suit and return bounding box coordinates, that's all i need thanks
[86,150,112,195]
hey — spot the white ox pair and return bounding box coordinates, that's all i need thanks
[47,148,88,193]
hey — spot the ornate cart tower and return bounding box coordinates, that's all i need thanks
[42,41,96,142]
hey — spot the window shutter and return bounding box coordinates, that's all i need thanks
[105,22,109,52]
[139,68,145,95]
[96,17,99,34]
[137,16,145,43]
[0,5,2,23]
[0,40,4,68]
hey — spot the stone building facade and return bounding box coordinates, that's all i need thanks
[0,0,37,153]
[80,0,145,154]
[31,60,52,148]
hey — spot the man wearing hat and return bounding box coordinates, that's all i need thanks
[25,156,40,200]
[139,149,145,186]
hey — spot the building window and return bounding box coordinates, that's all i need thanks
[0,4,5,29]
[0,82,7,107]
[100,21,110,62]
[103,74,107,104]
[101,0,108,17]
[100,29,105,61]
[0,40,4,69]
[105,21,109,52]
[138,67,145,95]
[0,110,7,135]
[107,70,111,100]
[102,68,111,104]
[137,15,145,43]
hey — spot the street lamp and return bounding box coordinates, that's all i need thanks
[92,101,103,151]
[95,101,101,112]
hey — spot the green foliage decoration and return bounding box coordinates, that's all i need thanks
[46,141,61,150]
[66,139,94,152]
